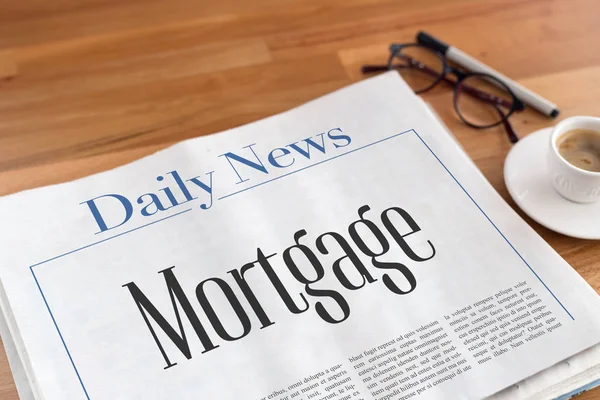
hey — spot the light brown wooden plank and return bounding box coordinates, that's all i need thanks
[0,50,17,80]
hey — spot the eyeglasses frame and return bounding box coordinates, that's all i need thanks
[362,43,525,143]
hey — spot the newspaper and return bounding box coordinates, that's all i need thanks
[1,72,600,400]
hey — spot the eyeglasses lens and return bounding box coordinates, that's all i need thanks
[390,46,445,93]
[454,75,515,128]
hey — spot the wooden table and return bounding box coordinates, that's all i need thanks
[0,0,599,398]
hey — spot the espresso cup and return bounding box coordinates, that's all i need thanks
[547,116,600,203]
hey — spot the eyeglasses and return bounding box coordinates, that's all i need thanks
[361,43,525,143]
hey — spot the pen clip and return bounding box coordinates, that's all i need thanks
[416,31,450,55]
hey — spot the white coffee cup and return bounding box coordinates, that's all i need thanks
[547,116,600,203]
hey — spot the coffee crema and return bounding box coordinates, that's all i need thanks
[557,128,600,173]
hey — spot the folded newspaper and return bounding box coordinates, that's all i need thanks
[1,72,599,400]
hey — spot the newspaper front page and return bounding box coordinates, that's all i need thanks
[1,72,599,400]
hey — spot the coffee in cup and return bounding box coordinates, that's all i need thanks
[557,129,600,172]
[547,116,600,203]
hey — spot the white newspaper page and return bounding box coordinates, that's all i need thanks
[1,72,600,400]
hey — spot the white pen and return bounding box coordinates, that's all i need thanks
[417,31,559,118]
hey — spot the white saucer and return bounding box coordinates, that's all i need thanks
[504,127,600,240]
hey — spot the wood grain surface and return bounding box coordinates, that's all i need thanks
[1,0,599,398]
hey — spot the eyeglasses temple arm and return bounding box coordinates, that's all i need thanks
[365,54,515,110]
[396,54,516,110]
[361,65,393,73]
[494,105,519,143]
[361,58,518,143]
[459,83,514,109]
